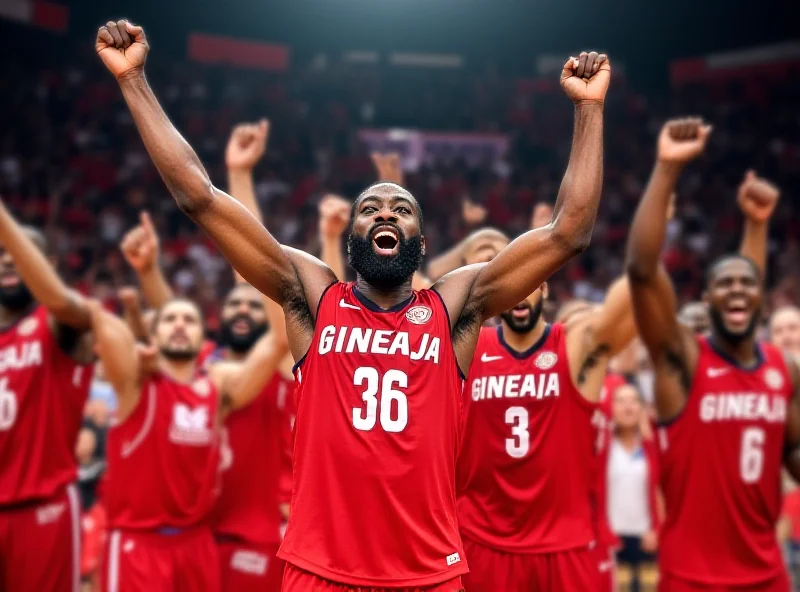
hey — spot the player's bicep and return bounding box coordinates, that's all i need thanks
[191,187,299,305]
[283,246,338,321]
[628,265,684,363]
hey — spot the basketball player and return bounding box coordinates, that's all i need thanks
[626,117,800,591]
[92,290,287,591]
[97,20,610,589]
[457,242,637,591]
[0,200,95,592]
[120,120,295,591]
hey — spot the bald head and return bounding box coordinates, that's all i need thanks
[770,306,800,355]
[351,182,423,232]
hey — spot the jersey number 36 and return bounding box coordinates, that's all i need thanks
[352,367,408,433]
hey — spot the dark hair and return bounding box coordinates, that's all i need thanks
[350,182,424,232]
[705,254,761,288]
[151,298,205,331]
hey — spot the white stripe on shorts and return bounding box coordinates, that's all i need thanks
[107,530,122,592]
[66,484,81,592]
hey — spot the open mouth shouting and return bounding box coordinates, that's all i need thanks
[722,300,751,330]
[371,225,401,256]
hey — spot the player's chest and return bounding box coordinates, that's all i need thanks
[156,386,218,448]
[314,323,444,368]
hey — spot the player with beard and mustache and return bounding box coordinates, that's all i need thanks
[456,224,640,590]
[0,200,96,592]
[99,25,609,589]
[626,117,800,591]
[91,291,288,592]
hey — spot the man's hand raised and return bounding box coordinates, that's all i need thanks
[319,194,351,240]
[121,211,160,273]
[737,170,780,224]
[560,52,611,104]
[226,120,270,171]
[657,118,712,165]
[96,20,149,80]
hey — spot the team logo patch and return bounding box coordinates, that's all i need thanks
[406,305,432,325]
[16,317,38,337]
[535,351,558,370]
[764,368,784,390]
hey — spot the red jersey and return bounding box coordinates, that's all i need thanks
[457,323,596,553]
[105,373,221,530]
[212,371,294,545]
[0,305,94,505]
[278,282,466,586]
[658,337,791,585]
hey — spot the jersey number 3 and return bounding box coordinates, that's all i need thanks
[506,406,530,458]
[0,378,18,431]
[352,367,408,433]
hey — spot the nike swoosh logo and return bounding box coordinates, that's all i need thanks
[481,353,503,362]
[707,367,730,378]
[339,299,361,310]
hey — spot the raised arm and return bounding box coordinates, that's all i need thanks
[318,194,350,281]
[0,200,91,330]
[96,21,335,313]
[87,301,143,421]
[212,316,290,416]
[437,53,610,326]
[226,120,269,226]
[736,170,779,275]
[118,286,152,342]
[120,211,173,308]
[625,118,711,421]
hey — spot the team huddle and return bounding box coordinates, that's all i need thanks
[0,16,796,592]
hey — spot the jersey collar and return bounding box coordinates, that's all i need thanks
[353,285,415,313]
[497,323,551,360]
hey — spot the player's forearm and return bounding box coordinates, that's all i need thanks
[739,218,768,276]
[596,275,637,356]
[226,333,289,411]
[0,202,90,328]
[118,73,215,216]
[549,102,605,254]
[89,306,139,394]
[228,168,263,225]
[137,265,173,309]
[320,235,346,281]
[626,162,682,280]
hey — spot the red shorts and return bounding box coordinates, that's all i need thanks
[101,526,220,592]
[591,543,616,592]
[461,537,598,592]
[217,538,284,592]
[0,484,82,592]
[659,571,791,592]
[282,562,465,591]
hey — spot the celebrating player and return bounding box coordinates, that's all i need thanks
[0,200,95,592]
[93,286,287,591]
[626,117,800,591]
[97,20,609,590]
[457,236,637,591]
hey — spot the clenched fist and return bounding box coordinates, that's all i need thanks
[96,19,149,80]
[370,153,404,185]
[737,170,780,224]
[319,194,351,239]
[657,118,712,165]
[560,52,611,104]
[226,120,270,171]
[121,211,160,273]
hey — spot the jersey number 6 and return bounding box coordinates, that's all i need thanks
[0,378,18,431]
[352,367,408,433]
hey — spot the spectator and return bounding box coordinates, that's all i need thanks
[606,382,662,592]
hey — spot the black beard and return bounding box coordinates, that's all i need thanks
[500,298,544,334]
[160,347,198,362]
[0,283,35,311]
[219,318,268,354]
[709,306,759,344]
[347,231,423,290]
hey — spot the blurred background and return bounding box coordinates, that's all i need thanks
[1,0,799,589]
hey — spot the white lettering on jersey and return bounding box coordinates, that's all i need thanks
[169,403,213,445]
[36,501,66,525]
[0,341,43,373]
[471,373,560,401]
[318,325,440,364]
[231,550,268,575]
[699,393,787,423]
